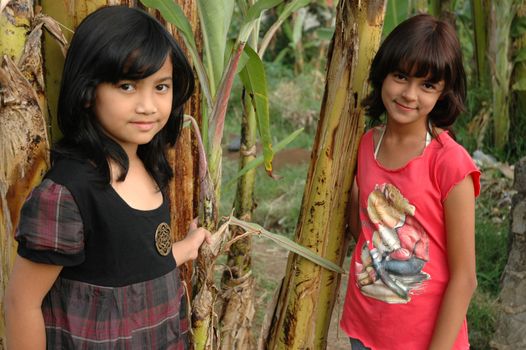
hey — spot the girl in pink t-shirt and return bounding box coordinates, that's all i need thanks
[340,14,480,350]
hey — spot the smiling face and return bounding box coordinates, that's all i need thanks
[93,55,173,156]
[381,71,444,128]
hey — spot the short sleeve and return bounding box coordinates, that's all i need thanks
[16,178,85,266]
[435,140,481,203]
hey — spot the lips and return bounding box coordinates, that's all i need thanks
[130,121,156,131]
[393,100,417,111]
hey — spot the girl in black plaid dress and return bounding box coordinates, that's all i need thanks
[5,6,210,349]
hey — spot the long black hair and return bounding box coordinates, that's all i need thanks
[55,5,194,190]
[362,14,466,132]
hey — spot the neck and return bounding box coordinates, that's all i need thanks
[385,119,429,141]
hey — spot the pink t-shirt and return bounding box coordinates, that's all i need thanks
[340,128,480,350]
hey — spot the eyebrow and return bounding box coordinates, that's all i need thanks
[156,76,173,83]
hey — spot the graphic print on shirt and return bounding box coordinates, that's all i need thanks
[355,183,430,304]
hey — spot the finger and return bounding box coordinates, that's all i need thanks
[189,217,198,231]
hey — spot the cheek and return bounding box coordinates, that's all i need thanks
[380,85,390,106]
[161,96,173,115]
[424,95,441,112]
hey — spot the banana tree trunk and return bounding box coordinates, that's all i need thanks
[41,0,112,141]
[220,97,258,350]
[412,0,429,13]
[432,0,456,24]
[488,0,519,153]
[509,4,526,159]
[264,1,387,349]
[471,0,491,92]
[218,11,259,347]
[0,1,50,347]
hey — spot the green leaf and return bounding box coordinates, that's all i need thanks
[258,0,311,57]
[224,39,250,75]
[276,0,311,23]
[238,45,274,173]
[382,0,409,38]
[140,0,197,51]
[292,8,306,45]
[225,128,304,188]
[198,0,235,93]
[514,47,526,63]
[245,0,284,22]
[316,27,334,41]
[512,15,526,38]
[512,76,526,91]
[229,216,346,274]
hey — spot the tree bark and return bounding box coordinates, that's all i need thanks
[220,99,257,350]
[0,1,50,347]
[264,1,387,349]
[490,157,526,349]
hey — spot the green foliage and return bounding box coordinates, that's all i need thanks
[238,45,273,171]
[468,291,499,350]
[383,0,410,38]
[221,158,308,237]
[260,3,334,69]
[474,207,508,296]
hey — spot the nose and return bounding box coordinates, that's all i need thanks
[401,82,417,101]
[135,91,158,115]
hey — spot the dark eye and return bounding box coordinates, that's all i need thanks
[393,72,408,81]
[156,84,170,92]
[118,83,135,92]
[423,82,435,90]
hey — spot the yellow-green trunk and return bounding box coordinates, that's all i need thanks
[1,1,50,347]
[489,0,519,153]
[220,98,257,350]
[264,1,387,349]
[510,4,526,158]
[472,0,491,90]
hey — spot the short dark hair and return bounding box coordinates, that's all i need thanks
[55,5,194,189]
[362,14,466,130]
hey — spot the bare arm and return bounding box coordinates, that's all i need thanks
[172,219,212,265]
[428,175,477,350]
[5,256,62,350]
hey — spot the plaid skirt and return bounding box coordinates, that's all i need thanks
[42,268,189,349]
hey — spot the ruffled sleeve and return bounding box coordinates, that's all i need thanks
[16,178,85,266]
[435,135,481,203]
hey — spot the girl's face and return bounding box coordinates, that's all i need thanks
[93,56,173,155]
[381,71,444,127]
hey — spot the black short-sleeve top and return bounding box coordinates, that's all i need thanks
[15,157,188,349]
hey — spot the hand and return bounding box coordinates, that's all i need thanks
[172,218,212,264]
[186,218,212,259]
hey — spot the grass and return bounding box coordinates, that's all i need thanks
[220,157,309,237]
